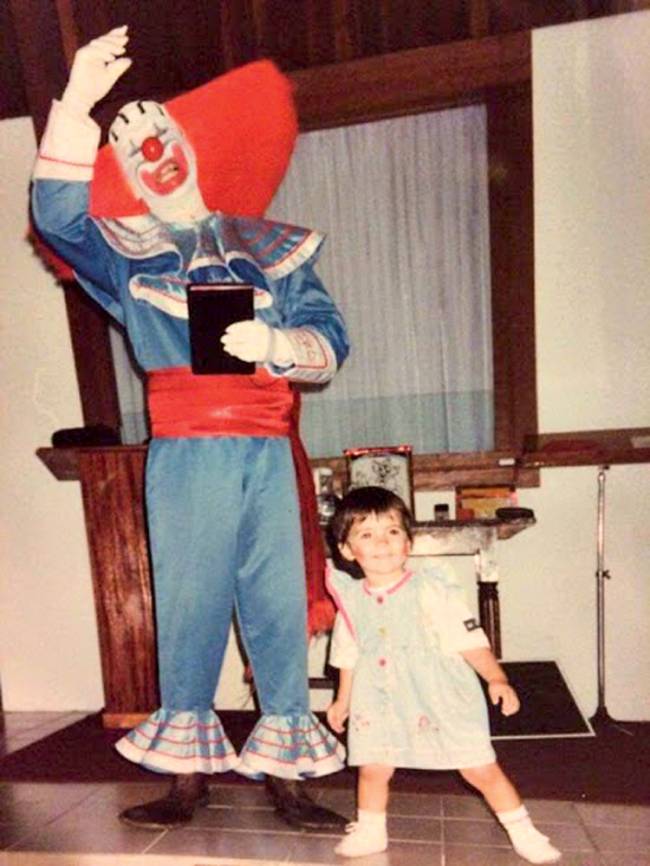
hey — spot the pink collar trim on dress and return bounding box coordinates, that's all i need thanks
[362,568,413,596]
[325,564,357,641]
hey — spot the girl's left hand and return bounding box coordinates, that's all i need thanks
[488,681,520,716]
[327,700,349,733]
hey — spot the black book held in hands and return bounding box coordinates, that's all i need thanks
[187,282,255,375]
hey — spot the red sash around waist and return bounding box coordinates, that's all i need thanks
[147,366,293,438]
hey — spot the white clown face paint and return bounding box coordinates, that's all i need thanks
[109,100,208,222]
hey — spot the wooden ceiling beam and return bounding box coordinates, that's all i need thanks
[290,30,530,130]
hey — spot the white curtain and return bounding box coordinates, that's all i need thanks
[111,105,493,453]
[268,105,493,457]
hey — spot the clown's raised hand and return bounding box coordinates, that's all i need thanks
[61,25,132,118]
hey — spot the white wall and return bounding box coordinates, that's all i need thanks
[0,118,104,710]
[534,13,650,430]
[2,10,649,719]
[528,11,650,720]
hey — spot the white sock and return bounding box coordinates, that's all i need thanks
[357,808,387,829]
[498,804,533,833]
[335,809,387,857]
[497,805,561,864]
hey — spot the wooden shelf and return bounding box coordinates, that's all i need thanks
[522,427,650,469]
[312,450,540,492]
[37,446,145,481]
[38,445,541,491]
[414,517,535,542]
[41,429,650,488]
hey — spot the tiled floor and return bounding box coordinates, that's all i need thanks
[0,712,89,757]
[1,713,650,866]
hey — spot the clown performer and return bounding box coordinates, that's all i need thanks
[30,26,350,830]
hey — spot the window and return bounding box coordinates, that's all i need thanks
[268,106,494,456]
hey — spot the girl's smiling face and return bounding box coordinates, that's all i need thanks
[339,508,411,586]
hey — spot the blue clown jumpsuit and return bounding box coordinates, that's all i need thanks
[31,100,349,780]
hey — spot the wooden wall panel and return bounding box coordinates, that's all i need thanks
[487,83,536,449]
[0,1,28,119]
[62,283,121,431]
[7,0,69,138]
[78,449,158,714]
[7,1,650,126]
[487,0,650,33]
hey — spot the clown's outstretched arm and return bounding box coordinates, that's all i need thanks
[222,262,349,385]
[30,27,132,317]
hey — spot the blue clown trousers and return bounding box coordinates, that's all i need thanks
[115,435,346,777]
[146,435,310,715]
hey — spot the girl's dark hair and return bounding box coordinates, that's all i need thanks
[327,486,414,579]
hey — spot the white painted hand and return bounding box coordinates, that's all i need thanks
[221,320,294,366]
[61,25,132,117]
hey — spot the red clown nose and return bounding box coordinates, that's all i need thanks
[141,136,164,162]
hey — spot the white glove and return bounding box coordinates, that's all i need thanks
[61,25,132,118]
[221,320,295,367]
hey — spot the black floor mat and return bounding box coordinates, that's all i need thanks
[480,660,593,738]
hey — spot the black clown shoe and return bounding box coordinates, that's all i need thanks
[265,776,348,830]
[119,772,210,829]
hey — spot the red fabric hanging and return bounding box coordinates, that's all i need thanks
[289,388,336,637]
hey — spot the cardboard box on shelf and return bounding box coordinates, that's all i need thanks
[455,485,517,520]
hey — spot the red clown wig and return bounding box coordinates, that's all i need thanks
[91,59,298,219]
[32,60,298,278]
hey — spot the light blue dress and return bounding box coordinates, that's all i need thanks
[327,563,497,770]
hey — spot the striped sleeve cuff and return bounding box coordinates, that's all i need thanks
[282,327,338,384]
[33,100,100,181]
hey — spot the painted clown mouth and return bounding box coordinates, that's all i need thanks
[139,142,190,196]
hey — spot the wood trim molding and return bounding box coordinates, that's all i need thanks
[53,0,81,69]
[8,0,69,140]
[290,30,530,130]
[487,82,536,450]
[62,283,122,431]
[522,427,650,468]
[102,712,148,729]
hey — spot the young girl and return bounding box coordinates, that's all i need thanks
[326,486,561,863]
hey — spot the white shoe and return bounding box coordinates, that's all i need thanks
[335,821,388,858]
[511,827,562,864]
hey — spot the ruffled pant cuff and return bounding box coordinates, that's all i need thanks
[115,709,240,775]
[236,712,346,780]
